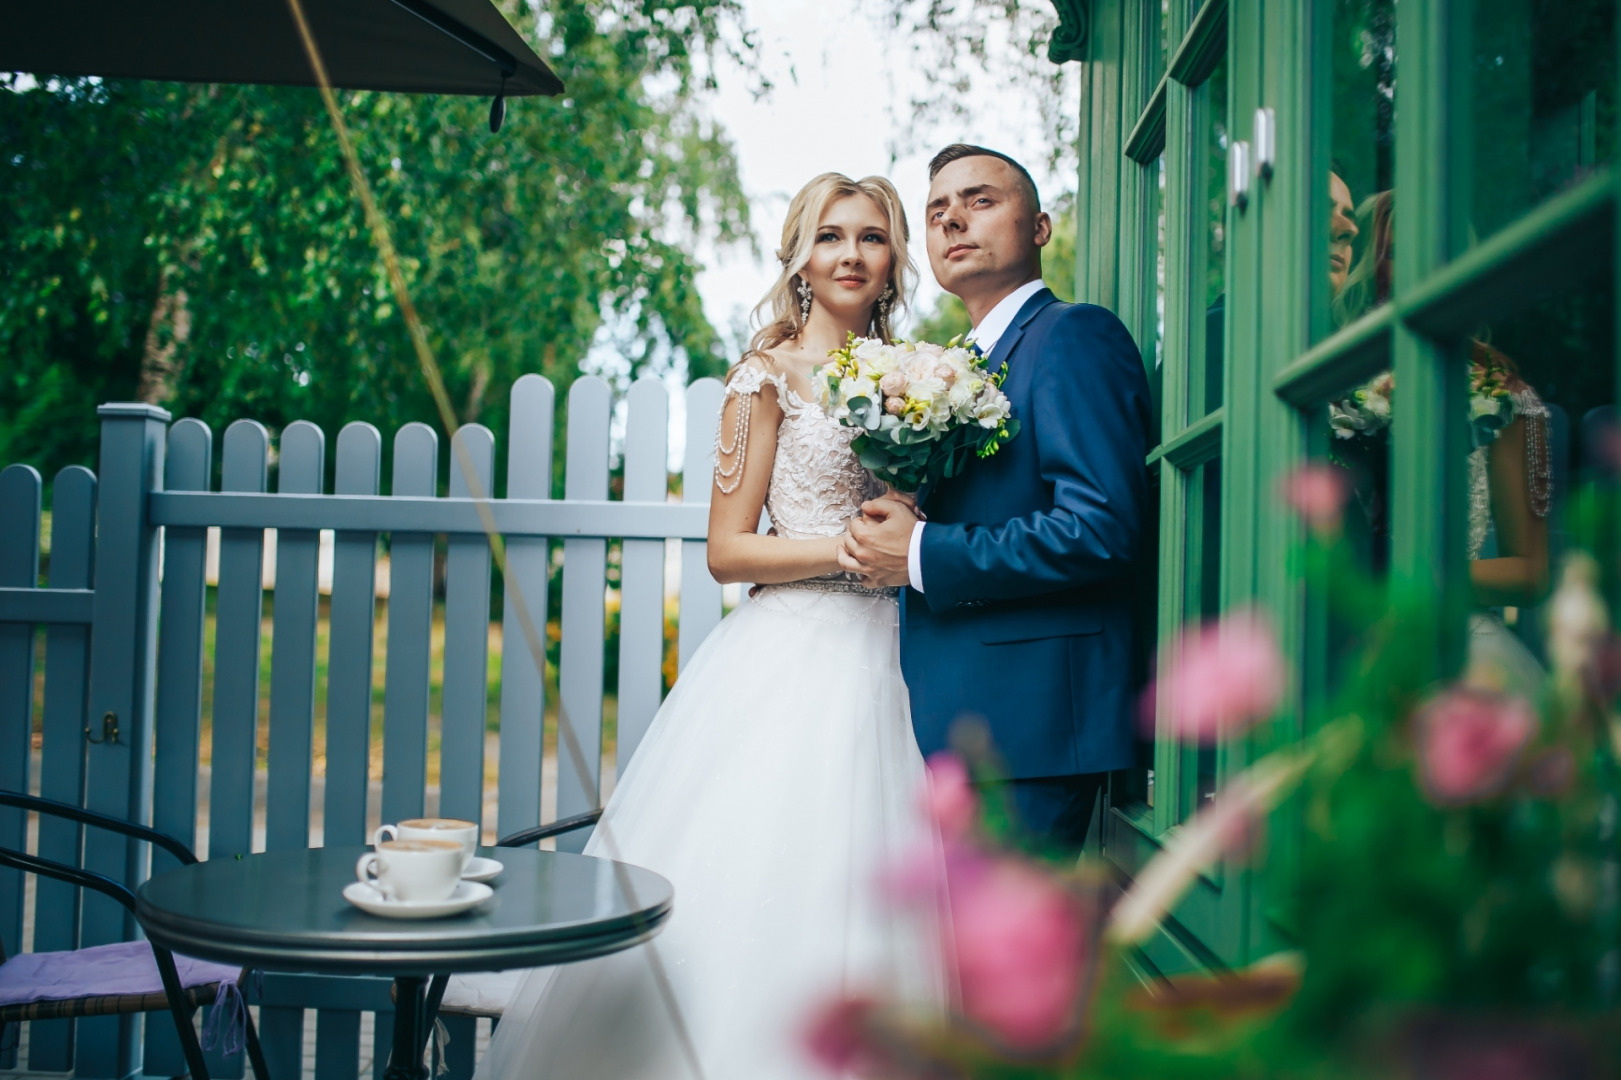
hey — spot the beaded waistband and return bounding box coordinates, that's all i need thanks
[758,573,898,599]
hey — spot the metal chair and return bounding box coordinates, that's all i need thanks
[0,790,270,1080]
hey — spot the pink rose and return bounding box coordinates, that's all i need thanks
[1143,610,1286,742]
[1278,463,1350,533]
[1415,687,1536,805]
[884,396,906,416]
[879,371,908,397]
[923,752,976,838]
[913,342,945,359]
[802,997,883,1073]
[933,363,958,386]
[946,858,1092,1049]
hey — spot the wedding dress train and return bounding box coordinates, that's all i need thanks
[475,365,943,1079]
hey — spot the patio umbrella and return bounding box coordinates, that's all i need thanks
[0,0,562,108]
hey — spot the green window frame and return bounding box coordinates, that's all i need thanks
[1075,0,1620,975]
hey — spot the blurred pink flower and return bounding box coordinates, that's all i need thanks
[884,396,906,416]
[1278,463,1350,532]
[803,997,883,1073]
[879,371,908,397]
[1415,687,1536,805]
[924,753,977,839]
[946,858,1093,1049]
[1144,610,1287,743]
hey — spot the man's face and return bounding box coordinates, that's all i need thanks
[925,156,1050,298]
[1329,172,1358,295]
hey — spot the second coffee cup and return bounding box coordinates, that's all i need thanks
[374,818,479,872]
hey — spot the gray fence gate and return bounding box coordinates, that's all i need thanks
[0,373,727,1079]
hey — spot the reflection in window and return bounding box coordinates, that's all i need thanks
[1324,0,1397,336]
[1194,57,1228,420]
[1461,0,1616,250]
[1461,272,1615,691]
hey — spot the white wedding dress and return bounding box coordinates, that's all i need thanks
[474,365,943,1080]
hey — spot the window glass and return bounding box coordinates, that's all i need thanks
[1181,459,1222,818]
[1324,0,1397,337]
[1458,0,1616,252]
[1152,153,1167,435]
[1192,56,1229,420]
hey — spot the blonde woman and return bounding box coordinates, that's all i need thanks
[475,173,943,1079]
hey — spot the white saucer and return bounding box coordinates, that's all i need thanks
[343,880,493,919]
[461,856,504,883]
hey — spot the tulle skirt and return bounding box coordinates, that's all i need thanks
[474,585,943,1080]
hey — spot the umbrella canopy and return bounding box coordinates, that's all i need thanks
[0,0,562,97]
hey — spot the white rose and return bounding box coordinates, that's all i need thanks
[948,379,976,410]
[906,376,947,405]
[854,337,886,361]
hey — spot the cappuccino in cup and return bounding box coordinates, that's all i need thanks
[374,818,479,871]
[355,839,463,903]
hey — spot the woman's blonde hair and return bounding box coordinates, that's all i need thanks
[740,172,914,370]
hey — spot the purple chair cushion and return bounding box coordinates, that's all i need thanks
[0,940,240,1007]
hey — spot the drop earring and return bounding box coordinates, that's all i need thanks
[797,277,813,323]
[877,284,895,322]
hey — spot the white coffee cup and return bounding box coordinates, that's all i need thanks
[355,839,464,903]
[374,818,479,872]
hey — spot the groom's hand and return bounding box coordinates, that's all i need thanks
[839,497,918,589]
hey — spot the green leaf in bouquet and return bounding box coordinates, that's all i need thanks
[857,445,897,472]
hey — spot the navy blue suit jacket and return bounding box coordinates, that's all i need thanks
[900,289,1152,779]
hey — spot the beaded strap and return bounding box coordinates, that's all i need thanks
[713,367,786,495]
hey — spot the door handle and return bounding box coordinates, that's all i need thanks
[1254,107,1276,181]
[1229,140,1252,210]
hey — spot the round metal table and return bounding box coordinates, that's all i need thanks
[136,845,673,1080]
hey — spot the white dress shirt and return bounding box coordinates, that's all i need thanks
[907,279,1048,593]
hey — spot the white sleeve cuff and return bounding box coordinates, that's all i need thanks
[908,521,926,594]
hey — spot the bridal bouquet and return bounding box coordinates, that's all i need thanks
[815,334,1019,493]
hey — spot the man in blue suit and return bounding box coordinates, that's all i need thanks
[841,144,1152,852]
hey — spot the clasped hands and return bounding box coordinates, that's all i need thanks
[838,494,919,589]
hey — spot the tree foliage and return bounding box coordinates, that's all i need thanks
[0,0,753,491]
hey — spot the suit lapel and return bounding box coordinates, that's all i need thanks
[985,287,1059,371]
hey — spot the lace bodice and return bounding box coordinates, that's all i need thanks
[714,363,886,540]
[1468,384,1552,560]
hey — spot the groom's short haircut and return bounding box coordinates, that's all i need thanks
[928,144,1042,212]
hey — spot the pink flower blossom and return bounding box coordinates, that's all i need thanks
[1415,687,1536,805]
[933,363,958,385]
[802,997,883,1073]
[1278,463,1350,532]
[946,858,1092,1049]
[879,371,908,397]
[1144,610,1287,743]
[884,396,906,416]
[923,753,976,839]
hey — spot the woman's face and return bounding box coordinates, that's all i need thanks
[801,193,893,320]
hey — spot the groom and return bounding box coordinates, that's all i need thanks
[841,144,1152,852]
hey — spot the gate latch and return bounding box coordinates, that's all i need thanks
[86,711,120,745]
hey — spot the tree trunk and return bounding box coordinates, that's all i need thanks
[135,272,193,406]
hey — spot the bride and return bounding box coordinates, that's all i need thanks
[474,172,943,1079]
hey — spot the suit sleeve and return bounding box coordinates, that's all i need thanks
[918,305,1151,612]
